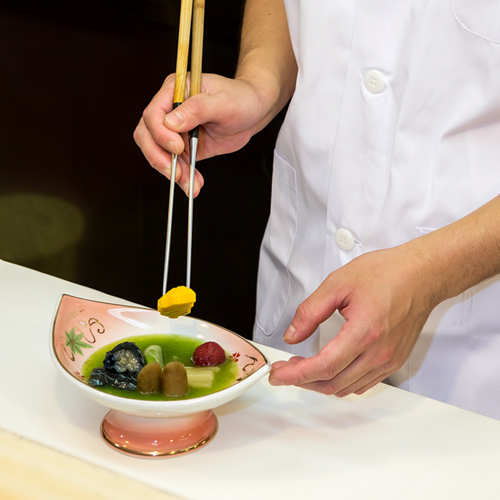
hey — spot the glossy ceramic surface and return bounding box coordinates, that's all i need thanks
[50,294,271,457]
[100,409,218,458]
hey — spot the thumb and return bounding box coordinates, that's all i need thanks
[164,93,218,134]
[283,277,344,345]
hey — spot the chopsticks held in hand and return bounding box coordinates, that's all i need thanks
[187,0,205,290]
[163,0,192,297]
[162,0,205,302]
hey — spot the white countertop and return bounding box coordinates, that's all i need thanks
[1,259,499,499]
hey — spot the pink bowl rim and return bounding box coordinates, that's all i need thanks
[50,294,272,415]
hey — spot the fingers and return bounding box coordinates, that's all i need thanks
[269,335,358,388]
[136,72,268,200]
[269,319,403,397]
[269,348,391,398]
[268,324,395,396]
[267,248,434,399]
[297,359,389,397]
[175,154,205,197]
[293,369,388,397]
[164,93,212,133]
[141,93,186,157]
[270,356,304,372]
[283,277,343,345]
[353,374,388,395]
[134,118,179,179]
[269,355,341,391]
[134,118,205,196]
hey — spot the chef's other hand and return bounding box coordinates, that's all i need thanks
[133,72,272,197]
[268,245,440,397]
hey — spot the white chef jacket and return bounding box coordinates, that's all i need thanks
[253,0,500,419]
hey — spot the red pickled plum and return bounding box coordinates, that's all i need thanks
[192,341,226,367]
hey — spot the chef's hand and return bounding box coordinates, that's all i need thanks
[133,72,272,196]
[268,245,439,396]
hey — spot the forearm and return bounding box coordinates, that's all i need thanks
[411,195,500,305]
[235,0,297,132]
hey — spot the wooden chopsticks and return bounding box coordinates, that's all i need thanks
[186,0,205,289]
[162,0,205,296]
[190,0,205,100]
[172,0,193,107]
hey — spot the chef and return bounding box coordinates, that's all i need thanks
[134,0,500,419]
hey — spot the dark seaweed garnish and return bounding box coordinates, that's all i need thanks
[103,341,145,375]
[89,341,145,391]
[106,372,138,391]
[88,367,108,387]
[88,367,138,391]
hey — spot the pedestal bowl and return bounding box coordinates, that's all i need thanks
[50,294,271,458]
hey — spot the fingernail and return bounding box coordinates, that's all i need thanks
[269,377,283,386]
[165,111,184,127]
[166,140,180,155]
[181,182,190,195]
[283,325,296,342]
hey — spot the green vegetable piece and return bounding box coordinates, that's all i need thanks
[185,366,220,388]
[143,345,164,368]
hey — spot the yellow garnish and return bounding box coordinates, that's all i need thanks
[157,286,196,318]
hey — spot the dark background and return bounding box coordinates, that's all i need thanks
[0,0,283,339]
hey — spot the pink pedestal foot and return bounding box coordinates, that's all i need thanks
[101,409,218,458]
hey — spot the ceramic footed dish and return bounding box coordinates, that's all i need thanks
[50,294,271,458]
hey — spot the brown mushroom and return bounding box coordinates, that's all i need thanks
[162,361,188,397]
[137,361,162,394]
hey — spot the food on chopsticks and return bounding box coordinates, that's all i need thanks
[158,286,196,318]
[84,335,235,401]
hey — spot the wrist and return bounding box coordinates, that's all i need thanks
[403,237,451,310]
[406,200,500,306]
[235,61,296,134]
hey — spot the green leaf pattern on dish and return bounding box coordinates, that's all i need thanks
[65,328,93,356]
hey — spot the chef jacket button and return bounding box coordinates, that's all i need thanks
[335,228,355,251]
[364,69,386,94]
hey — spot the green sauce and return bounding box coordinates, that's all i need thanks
[82,334,237,401]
